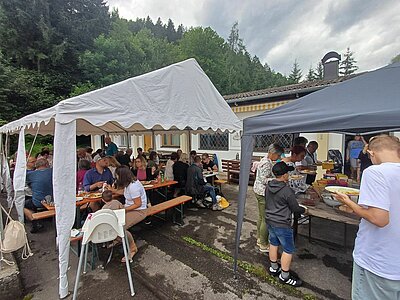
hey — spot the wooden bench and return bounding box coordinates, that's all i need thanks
[24,208,56,221]
[146,195,192,225]
[221,159,256,185]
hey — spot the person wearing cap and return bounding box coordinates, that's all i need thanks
[83,152,113,192]
[266,162,306,287]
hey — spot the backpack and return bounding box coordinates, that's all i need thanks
[1,205,33,265]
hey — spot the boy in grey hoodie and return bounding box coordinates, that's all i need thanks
[266,162,307,287]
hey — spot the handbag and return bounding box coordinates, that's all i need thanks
[1,205,33,265]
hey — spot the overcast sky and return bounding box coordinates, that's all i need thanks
[106,0,400,76]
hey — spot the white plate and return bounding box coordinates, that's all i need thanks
[325,186,360,195]
[76,196,83,201]
[143,184,154,188]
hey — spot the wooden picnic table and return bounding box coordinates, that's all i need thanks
[295,187,360,248]
[203,171,218,185]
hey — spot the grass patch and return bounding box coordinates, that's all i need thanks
[23,294,34,300]
[182,236,317,300]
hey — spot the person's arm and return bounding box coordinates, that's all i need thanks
[287,192,306,215]
[125,197,142,211]
[346,142,351,161]
[83,172,101,191]
[196,168,206,186]
[210,161,218,172]
[334,193,389,227]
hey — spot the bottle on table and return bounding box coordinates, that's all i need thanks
[160,170,165,183]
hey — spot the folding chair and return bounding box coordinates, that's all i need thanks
[72,209,134,299]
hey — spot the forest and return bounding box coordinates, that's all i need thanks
[0,0,366,125]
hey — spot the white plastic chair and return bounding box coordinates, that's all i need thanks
[72,209,134,299]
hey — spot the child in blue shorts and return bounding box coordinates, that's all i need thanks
[265,162,307,287]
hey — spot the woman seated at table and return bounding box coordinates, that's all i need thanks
[131,156,157,181]
[147,151,158,169]
[113,166,148,230]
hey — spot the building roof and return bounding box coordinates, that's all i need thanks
[224,74,359,105]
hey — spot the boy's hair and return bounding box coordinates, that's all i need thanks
[102,190,113,202]
[369,135,400,152]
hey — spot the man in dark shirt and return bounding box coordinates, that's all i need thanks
[25,158,53,233]
[202,153,218,184]
[105,136,118,157]
[186,155,222,211]
[173,158,189,196]
[25,158,53,210]
[118,148,133,167]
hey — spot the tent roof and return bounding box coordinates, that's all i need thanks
[243,62,400,136]
[1,58,241,135]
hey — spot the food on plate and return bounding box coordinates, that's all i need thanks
[289,175,304,180]
[300,169,317,174]
[87,192,102,198]
[325,186,359,195]
[140,181,152,185]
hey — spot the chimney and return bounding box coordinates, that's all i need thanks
[321,51,341,80]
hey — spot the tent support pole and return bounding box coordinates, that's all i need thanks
[151,130,155,151]
[126,132,130,148]
[188,130,191,152]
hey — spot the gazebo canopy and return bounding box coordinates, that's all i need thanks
[0,58,241,135]
[234,62,400,274]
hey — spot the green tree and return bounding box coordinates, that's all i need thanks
[339,47,358,75]
[306,65,315,81]
[391,53,400,63]
[315,62,324,80]
[179,27,226,92]
[288,60,302,84]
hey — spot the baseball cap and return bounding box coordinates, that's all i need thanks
[93,152,106,162]
[272,162,294,176]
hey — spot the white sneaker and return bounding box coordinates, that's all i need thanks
[212,204,223,211]
[196,200,206,208]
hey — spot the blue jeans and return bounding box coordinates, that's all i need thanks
[268,224,295,254]
[203,184,217,204]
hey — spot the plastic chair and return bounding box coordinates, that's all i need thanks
[72,209,134,300]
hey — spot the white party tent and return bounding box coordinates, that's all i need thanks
[0,58,241,298]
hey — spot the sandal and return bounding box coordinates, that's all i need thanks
[107,239,121,249]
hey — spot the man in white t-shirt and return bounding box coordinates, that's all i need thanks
[335,135,400,300]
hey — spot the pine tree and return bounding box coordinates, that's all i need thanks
[306,65,315,81]
[288,60,302,84]
[315,62,323,79]
[227,21,243,53]
[339,47,358,75]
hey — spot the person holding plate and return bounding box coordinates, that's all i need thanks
[335,135,400,300]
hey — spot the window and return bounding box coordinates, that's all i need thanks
[199,132,229,151]
[161,134,180,147]
[254,134,297,152]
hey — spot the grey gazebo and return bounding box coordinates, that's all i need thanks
[234,62,400,272]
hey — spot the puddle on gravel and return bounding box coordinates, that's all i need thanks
[322,254,352,278]
[297,253,317,259]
